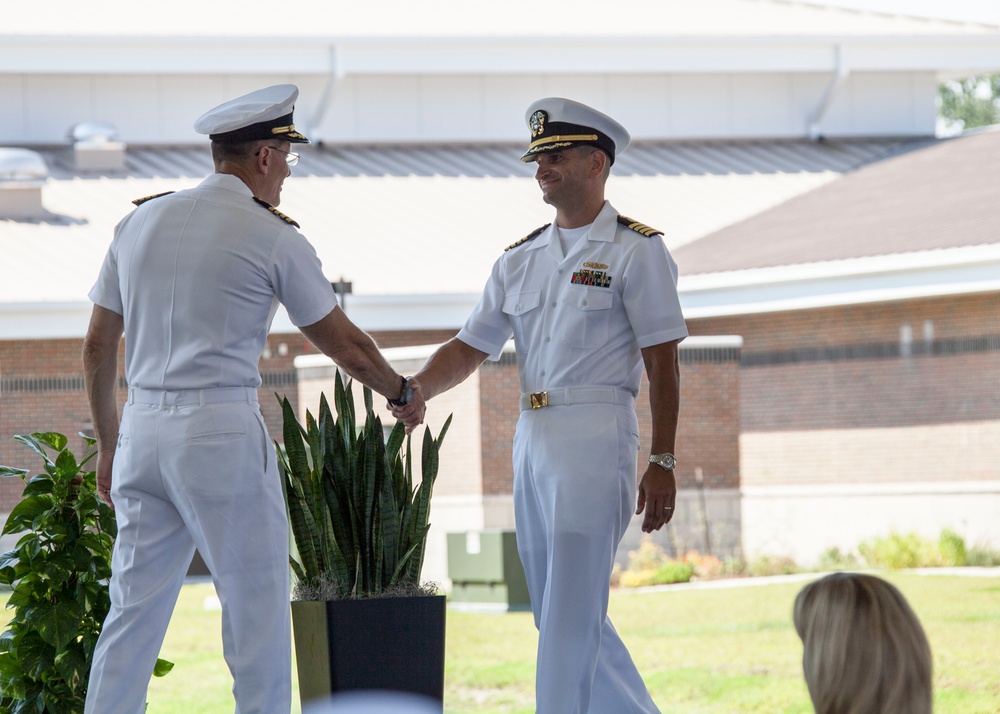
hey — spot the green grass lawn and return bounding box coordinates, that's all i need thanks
[3,571,998,713]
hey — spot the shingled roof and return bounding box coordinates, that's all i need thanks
[673,128,1000,276]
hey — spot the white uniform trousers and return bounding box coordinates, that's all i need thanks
[85,387,291,714]
[513,399,661,714]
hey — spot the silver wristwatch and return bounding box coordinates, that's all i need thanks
[648,453,677,471]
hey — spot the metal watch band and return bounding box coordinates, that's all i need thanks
[648,453,677,471]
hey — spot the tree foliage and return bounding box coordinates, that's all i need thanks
[938,75,1000,131]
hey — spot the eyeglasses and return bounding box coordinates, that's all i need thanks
[257,145,300,166]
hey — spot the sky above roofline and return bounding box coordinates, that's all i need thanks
[3,0,998,38]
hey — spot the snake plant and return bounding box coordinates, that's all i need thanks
[276,372,451,600]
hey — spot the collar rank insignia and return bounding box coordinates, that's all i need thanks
[132,191,174,206]
[617,215,663,237]
[505,223,550,252]
[254,197,300,228]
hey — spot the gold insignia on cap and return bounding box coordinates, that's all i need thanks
[583,262,609,269]
[530,110,547,138]
[271,124,308,142]
[617,215,663,237]
[253,197,300,228]
[527,134,599,153]
[505,223,550,251]
[132,191,174,206]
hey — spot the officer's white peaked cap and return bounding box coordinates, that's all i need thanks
[194,84,309,144]
[520,97,630,165]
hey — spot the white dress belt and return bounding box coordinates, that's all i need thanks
[518,386,635,411]
[127,386,258,407]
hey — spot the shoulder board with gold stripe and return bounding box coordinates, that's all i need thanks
[617,215,663,238]
[132,191,174,206]
[253,197,300,228]
[505,223,550,252]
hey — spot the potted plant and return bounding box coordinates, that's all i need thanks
[0,432,172,713]
[276,372,451,707]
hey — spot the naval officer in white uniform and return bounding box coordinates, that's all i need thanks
[82,84,421,714]
[391,98,687,713]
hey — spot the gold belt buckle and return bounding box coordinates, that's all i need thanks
[529,391,548,409]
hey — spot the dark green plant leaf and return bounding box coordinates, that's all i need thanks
[53,646,87,691]
[16,630,54,681]
[0,465,30,479]
[13,435,56,472]
[31,432,68,452]
[153,657,175,677]
[28,602,82,649]
[54,449,80,483]
[2,497,51,536]
[21,477,55,498]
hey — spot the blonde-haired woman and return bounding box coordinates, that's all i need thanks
[793,572,933,714]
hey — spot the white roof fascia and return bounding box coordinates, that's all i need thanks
[4,35,1000,76]
[296,334,744,371]
[269,293,483,335]
[332,35,1000,76]
[7,243,999,339]
[0,302,94,340]
[679,244,1000,318]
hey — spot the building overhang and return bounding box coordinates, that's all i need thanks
[678,243,1000,318]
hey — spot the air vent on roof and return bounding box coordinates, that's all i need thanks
[69,121,126,172]
[0,148,48,220]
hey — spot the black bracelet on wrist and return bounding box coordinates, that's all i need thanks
[387,376,413,407]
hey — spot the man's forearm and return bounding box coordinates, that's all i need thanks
[331,334,406,401]
[83,307,124,452]
[300,307,404,400]
[643,340,681,454]
[413,338,488,401]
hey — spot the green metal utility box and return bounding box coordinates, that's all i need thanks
[447,530,531,611]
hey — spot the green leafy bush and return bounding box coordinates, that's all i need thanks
[654,560,694,585]
[856,530,974,570]
[277,374,451,600]
[966,542,1000,567]
[618,537,695,587]
[816,546,861,571]
[0,432,171,713]
[744,554,799,577]
[858,531,934,569]
[938,528,967,567]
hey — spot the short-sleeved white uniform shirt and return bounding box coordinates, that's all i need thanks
[89,173,338,390]
[457,201,688,395]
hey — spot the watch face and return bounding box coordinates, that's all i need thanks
[651,454,676,470]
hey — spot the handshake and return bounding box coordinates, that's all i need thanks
[386,376,426,434]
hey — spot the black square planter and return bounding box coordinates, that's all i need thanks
[292,594,446,707]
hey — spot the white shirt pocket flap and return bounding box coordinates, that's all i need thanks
[502,290,541,316]
[564,288,613,311]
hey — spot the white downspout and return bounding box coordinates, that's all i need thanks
[307,45,345,145]
[808,43,849,141]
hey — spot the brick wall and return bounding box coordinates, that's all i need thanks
[690,293,1000,487]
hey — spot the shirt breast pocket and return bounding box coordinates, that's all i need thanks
[502,290,541,318]
[561,288,614,348]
